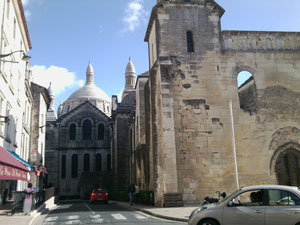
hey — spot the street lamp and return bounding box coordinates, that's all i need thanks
[0,50,31,63]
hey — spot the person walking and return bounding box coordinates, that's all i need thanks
[23,183,34,215]
[128,182,135,206]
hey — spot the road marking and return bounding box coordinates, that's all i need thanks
[91,219,104,223]
[83,202,95,214]
[44,217,58,222]
[67,215,79,220]
[90,215,101,219]
[134,214,147,219]
[111,213,127,220]
[65,220,81,224]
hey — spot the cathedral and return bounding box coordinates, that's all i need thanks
[45,62,113,198]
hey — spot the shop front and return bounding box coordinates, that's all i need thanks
[0,146,30,205]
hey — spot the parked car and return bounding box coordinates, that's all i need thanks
[188,185,300,225]
[90,188,108,204]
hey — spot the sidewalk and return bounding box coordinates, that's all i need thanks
[112,201,198,222]
[0,196,57,225]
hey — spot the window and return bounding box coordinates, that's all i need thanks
[236,70,256,113]
[71,154,78,178]
[184,0,190,2]
[95,154,102,171]
[82,119,92,140]
[107,154,111,171]
[186,31,194,52]
[5,103,11,142]
[69,124,76,140]
[231,189,264,206]
[268,190,300,206]
[61,155,66,179]
[98,124,104,140]
[84,154,90,171]
[237,71,253,88]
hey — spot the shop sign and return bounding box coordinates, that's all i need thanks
[0,164,28,181]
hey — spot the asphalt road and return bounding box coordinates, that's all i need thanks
[33,200,186,225]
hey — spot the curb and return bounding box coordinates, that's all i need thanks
[114,202,188,222]
[29,197,57,225]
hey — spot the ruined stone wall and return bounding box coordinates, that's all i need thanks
[143,0,300,206]
[166,49,300,204]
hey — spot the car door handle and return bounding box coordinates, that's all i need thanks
[254,210,263,214]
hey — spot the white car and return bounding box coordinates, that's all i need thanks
[188,185,300,225]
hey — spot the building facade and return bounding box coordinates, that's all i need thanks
[30,82,50,189]
[45,63,112,198]
[111,58,137,192]
[0,0,33,203]
[131,0,300,206]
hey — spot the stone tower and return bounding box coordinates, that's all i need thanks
[122,57,136,98]
[46,82,57,121]
[140,0,300,206]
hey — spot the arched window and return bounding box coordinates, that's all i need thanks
[266,38,272,49]
[61,155,66,179]
[107,154,111,171]
[71,154,78,178]
[237,71,256,113]
[186,31,194,53]
[69,124,76,140]
[95,153,102,171]
[237,71,253,88]
[98,124,104,140]
[84,154,90,171]
[83,119,92,140]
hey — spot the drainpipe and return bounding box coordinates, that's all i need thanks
[229,100,239,190]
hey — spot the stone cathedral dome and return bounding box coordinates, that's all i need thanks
[59,62,111,117]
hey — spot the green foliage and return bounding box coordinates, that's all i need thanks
[109,190,154,205]
[109,191,128,202]
[137,190,154,205]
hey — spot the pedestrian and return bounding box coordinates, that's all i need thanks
[128,182,135,206]
[134,184,139,204]
[23,183,34,216]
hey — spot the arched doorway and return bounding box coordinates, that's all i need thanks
[275,148,300,186]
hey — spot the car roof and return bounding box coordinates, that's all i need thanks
[241,185,299,192]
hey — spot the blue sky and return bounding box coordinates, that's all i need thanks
[21,0,300,110]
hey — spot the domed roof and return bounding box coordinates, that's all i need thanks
[126,57,136,74]
[67,84,110,102]
[67,62,110,102]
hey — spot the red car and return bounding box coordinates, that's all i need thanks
[90,188,109,204]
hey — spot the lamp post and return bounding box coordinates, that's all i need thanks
[0,50,31,63]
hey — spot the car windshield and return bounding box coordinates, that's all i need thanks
[219,189,241,203]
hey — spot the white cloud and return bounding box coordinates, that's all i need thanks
[31,65,84,96]
[21,0,30,6]
[117,88,124,102]
[24,10,31,20]
[122,0,148,33]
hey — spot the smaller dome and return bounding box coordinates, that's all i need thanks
[86,61,94,74]
[126,57,136,74]
[48,82,54,96]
